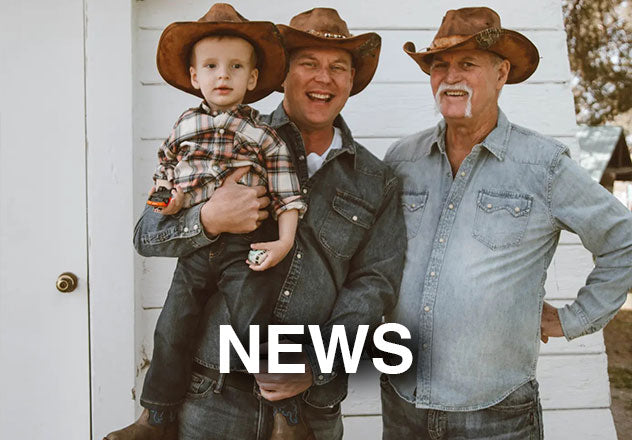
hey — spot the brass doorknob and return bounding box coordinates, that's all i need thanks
[56,272,78,293]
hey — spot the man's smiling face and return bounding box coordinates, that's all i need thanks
[430,49,509,123]
[282,47,355,133]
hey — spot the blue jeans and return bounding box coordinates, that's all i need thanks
[179,370,344,440]
[381,375,543,439]
[141,223,288,410]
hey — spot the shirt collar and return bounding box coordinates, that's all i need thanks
[426,108,511,160]
[199,101,259,121]
[268,101,356,156]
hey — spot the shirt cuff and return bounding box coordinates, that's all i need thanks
[304,344,338,386]
[180,203,220,248]
[558,302,592,340]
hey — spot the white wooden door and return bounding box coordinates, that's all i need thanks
[0,1,90,438]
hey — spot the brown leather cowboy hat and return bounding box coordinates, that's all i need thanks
[403,7,539,84]
[277,8,381,96]
[156,3,286,103]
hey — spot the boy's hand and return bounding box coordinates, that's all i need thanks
[152,186,184,215]
[247,239,293,271]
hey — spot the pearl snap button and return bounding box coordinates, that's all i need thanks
[448,204,454,210]
[424,306,430,312]
[461,172,466,177]
[439,238,444,243]
[514,207,520,212]
[297,253,302,259]
[283,290,290,296]
[302,188,308,194]
[487,204,493,209]
[430,272,436,277]
[218,128,225,135]
[352,215,358,222]
[183,227,189,233]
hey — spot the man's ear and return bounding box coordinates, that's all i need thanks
[496,59,510,90]
[190,66,200,90]
[349,67,356,88]
[247,68,259,91]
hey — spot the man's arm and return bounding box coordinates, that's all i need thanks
[547,152,632,340]
[134,166,270,257]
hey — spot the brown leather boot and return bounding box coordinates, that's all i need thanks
[103,409,178,440]
[269,411,315,440]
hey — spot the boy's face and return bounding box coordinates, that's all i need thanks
[189,36,258,111]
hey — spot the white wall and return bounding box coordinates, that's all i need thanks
[129,1,615,438]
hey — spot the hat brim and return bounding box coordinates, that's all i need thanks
[403,29,539,84]
[157,21,287,103]
[277,25,381,95]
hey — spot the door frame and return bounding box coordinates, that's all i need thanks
[85,0,136,437]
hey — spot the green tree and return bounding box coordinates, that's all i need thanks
[562,0,632,124]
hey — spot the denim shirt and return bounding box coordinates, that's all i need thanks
[384,109,632,411]
[134,102,405,407]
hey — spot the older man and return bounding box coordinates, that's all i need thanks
[125,7,404,440]
[382,7,632,439]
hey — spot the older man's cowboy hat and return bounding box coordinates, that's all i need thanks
[403,7,539,84]
[156,3,286,103]
[277,8,381,95]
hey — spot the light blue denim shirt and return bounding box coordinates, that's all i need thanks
[384,109,632,411]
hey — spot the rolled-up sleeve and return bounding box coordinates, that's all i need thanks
[549,152,632,340]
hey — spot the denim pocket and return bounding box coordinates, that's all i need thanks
[186,372,217,399]
[401,191,428,239]
[489,380,538,413]
[319,190,375,259]
[472,189,532,250]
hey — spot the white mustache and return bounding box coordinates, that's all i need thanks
[434,82,473,118]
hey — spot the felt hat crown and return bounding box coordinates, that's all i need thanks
[403,7,539,84]
[277,8,381,95]
[156,3,286,102]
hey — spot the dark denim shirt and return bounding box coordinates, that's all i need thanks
[134,103,406,407]
[384,110,632,410]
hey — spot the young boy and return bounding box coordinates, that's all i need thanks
[104,4,311,440]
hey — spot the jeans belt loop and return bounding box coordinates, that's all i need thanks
[213,372,226,394]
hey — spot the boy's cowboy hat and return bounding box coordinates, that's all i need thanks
[403,7,539,84]
[277,8,381,95]
[156,3,286,103]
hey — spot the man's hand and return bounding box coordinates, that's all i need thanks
[200,166,270,236]
[540,301,564,343]
[254,343,314,401]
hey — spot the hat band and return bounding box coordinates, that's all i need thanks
[306,29,349,39]
[475,28,502,49]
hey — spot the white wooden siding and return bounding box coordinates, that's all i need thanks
[132,1,616,438]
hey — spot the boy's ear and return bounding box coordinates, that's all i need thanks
[189,66,201,90]
[247,68,259,91]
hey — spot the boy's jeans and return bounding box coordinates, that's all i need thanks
[140,225,294,415]
[381,375,543,439]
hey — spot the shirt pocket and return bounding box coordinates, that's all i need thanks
[472,189,533,250]
[319,190,375,259]
[401,191,428,239]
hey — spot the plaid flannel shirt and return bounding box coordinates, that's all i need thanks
[154,102,306,218]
